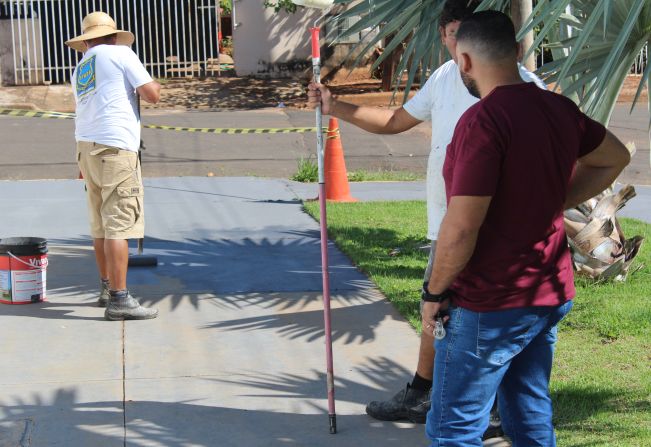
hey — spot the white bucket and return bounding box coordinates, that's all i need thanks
[0,237,48,304]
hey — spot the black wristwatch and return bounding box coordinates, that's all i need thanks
[421,282,452,303]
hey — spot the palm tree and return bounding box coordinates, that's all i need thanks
[330,0,647,280]
[527,0,650,280]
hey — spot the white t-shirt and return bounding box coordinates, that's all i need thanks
[403,60,546,240]
[72,45,153,152]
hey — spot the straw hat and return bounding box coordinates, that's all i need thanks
[65,12,134,52]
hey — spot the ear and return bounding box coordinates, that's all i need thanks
[439,26,445,43]
[458,51,472,75]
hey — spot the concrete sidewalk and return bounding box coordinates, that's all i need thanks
[0,177,440,447]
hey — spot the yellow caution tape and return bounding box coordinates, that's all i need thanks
[0,108,325,134]
[326,127,340,139]
[0,108,74,119]
[143,124,322,134]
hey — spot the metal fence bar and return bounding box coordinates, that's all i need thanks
[43,0,53,83]
[173,0,181,75]
[180,0,187,76]
[63,0,72,82]
[37,0,46,83]
[138,0,145,67]
[9,2,18,85]
[152,0,160,78]
[26,0,35,84]
[167,0,174,76]
[193,0,199,74]
[631,43,648,75]
[200,0,207,73]
[54,0,63,83]
[207,0,214,69]
[160,0,167,78]
[70,0,78,80]
[17,1,26,83]
[117,0,124,43]
[146,0,154,75]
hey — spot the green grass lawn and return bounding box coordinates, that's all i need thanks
[304,200,651,447]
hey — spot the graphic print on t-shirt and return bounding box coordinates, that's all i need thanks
[76,55,96,99]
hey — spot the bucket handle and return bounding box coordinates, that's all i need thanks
[6,251,47,271]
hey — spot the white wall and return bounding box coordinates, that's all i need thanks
[232,0,321,77]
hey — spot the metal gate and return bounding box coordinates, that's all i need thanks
[0,0,221,85]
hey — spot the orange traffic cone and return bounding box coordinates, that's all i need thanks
[324,117,357,202]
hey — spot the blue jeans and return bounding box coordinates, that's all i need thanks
[425,300,573,447]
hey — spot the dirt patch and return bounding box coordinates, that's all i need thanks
[146,76,410,111]
[3,73,645,113]
[617,74,648,103]
[147,73,646,112]
[145,77,305,111]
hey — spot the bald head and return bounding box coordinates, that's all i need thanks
[456,10,518,63]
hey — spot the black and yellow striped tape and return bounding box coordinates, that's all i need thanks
[144,124,322,134]
[0,108,326,134]
[0,108,74,119]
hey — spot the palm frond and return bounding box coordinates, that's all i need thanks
[533,0,651,125]
[329,0,512,101]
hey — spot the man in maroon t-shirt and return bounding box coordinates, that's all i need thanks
[420,11,630,446]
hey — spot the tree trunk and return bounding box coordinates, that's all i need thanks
[381,33,396,92]
[511,0,535,71]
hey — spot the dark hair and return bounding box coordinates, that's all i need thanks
[439,0,481,28]
[87,33,117,45]
[456,10,517,61]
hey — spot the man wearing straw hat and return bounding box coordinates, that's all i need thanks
[66,12,160,321]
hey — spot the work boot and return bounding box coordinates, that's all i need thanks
[366,383,430,423]
[105,291,158,321]
[483,401,504,440]
[97,280,110,307]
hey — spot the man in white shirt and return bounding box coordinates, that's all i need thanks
[66,12,160,321]
[307,0,544,434]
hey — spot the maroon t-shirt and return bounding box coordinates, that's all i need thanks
[443,82,606,312]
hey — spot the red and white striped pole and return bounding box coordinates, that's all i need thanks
[293,0,337,434]
[311,24,337,436]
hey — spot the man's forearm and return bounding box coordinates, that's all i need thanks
[564,164,623,209]
[330,99,404,134]
[565,129,630,209]
[426,216,480,294]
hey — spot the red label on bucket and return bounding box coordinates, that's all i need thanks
[0,253,47,304]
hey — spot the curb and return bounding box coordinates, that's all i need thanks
[0,102,40,111]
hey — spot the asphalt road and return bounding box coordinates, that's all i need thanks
[0,105,648,184]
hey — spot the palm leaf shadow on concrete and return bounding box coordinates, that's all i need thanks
[203,298,400,345]
[44,234,372,299]
[0,357,427,446]
[6,236,396,347]
[284,226,432,288]
[1,364,639,446]
[207,356,416,403]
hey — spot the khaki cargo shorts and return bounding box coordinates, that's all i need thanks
[77,141,145,239]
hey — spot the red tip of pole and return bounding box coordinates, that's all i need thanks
[310,27,321,59]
